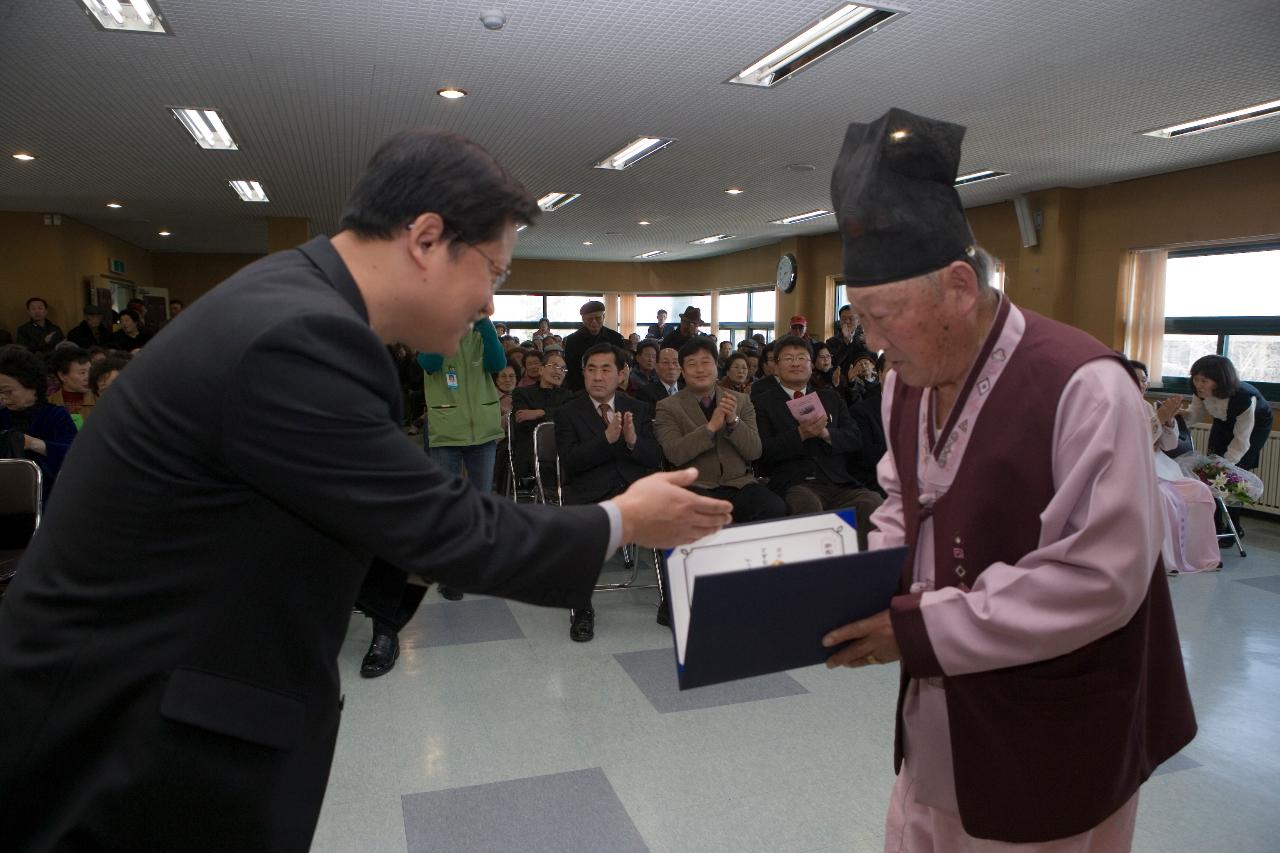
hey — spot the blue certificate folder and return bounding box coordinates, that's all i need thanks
[662,511,907,690]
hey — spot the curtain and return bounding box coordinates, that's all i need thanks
[1121,248,1168,387]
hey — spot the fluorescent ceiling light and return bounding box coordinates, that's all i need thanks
[769,209,834,225]
[516,224,528,232]
[690,234,735,245]
[171,108,239,150]
[725,187,745,195]
[537,192,581,212]
[106,202,123,209]
[635,250,668,259]
[78,0,169,33]
[954,170,1009,186]
[158,230,172,236]
[437,87,467,100]
[1143,97,1280,138]
[582,241,594,246]
[593,137,674,171]
[637,220,652,226]
[728,3,901,88]
[12,152,36,161]
[229,180,269,202]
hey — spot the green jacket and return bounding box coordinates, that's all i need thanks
[418,319,506,447]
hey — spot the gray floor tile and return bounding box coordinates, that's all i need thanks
[401,768,648,853]
[1152,752,1202,776]
[614,647,809,713]
[398,597,524,648]
[1236,574,1280,595]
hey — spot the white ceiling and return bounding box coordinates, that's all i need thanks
[2,0,1279,262]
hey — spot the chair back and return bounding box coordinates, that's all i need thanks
[0,460,41,581]
[532,421,562,505]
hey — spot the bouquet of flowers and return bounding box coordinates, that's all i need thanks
[1175,453,1264,505]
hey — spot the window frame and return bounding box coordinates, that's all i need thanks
[715,285,776,344]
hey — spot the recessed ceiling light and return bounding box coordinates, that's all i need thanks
[637,220,652,226]
[725,187,745,195]
[436,87,468,100]
[690,234,735,245]
[1143,97,1280,138]
[593,137,675,171]
[170,108,238,150]
[12,152,36,161]
[106,202,123,209]
[954,170,1009,186]
[158,230,172,236]
[769,209,833,225]
[635,250,668,259]
[537,192,581,212]
[728,3,902,88]
[889,129,910,142]
[78,0,168,34]
[229,180,269,202]
[582,241,594,246]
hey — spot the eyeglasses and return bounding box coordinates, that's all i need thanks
[464,241,511,291]
[777,355,811,365]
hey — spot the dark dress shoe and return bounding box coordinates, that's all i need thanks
[569,607,595,642]
[360,631,399,678]
[655,597,670,627]
[438,586,464,601]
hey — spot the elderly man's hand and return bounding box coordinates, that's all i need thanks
[822,610,900,669]
[612,469,734,548]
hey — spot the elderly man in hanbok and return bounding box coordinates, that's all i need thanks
[820,109,1197,852]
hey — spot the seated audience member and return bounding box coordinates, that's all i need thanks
[0,346,78,501]
[17,297,65,354]
[556,344,665,641]
[627,333,641,352]
[751,343,779,398]
[87,346,108,364]
[654,338,786,522]
[518,351,543,387]
[718,340,734,365]
[89,354,130,397]
[810,343,840,390]
[168,299,184,319]
[754,336,882,548]
[492,360,521,497]
[47,346,97,428]
[826,303,867,370]
[660,305,709,353]
[1131,361,1220,574]
[842,351,886,494]
[615,350,634,397]
[67,304,112,349]
[536,318,552,337]
[110,310,149,351]
[719,352,752,394]
[787,314,814,344]
[0,327,11,346]
[511,350,573,479]
[493,322,508,337]
[635,346,683,411]
[628,339,662,395]
[497,359,521,421]
[646,309,669,340]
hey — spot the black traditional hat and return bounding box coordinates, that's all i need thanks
[830,107,975,287]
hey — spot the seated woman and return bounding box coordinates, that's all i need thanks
[110,310,149,351]
[517,350,543,387]
[0,346,78,501]
[1187,354,1274,534]
[809,343,841,391]
[493,359,521,494]
[511,351,572,480]
[1132,361,1219,574]
[719,352,752,394]
[89,354,131,397]
[47,346,97,429]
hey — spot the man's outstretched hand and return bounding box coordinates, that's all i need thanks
[612,469,734,548]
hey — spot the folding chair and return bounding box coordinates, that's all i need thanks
[1215,494,1247,558]
[0,459,42,585]
[532,421,562,506]
[506,412,538,503]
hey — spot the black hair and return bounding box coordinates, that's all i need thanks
[504,355,524,381]
[0,345,48,400]
[89,355,130,396]
[50,346,91,377]
[582,342,625,369]
[1127,359,1149,377]
[26,297,47,310]
[1189,354,1239,399]
[774,335,813,359]
[522,350,543,366]
[169,299,184,307]
[120,309,141,325]
[636,339,660,358]
[337,129,540,252]
[677,336,719,366]
[723,352,750,374]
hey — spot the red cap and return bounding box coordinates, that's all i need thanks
[789,315,807,327]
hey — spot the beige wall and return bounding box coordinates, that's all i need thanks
[0,211,153,339]
[152,252,263,306]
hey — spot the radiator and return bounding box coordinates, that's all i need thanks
[1188,424,1280,515]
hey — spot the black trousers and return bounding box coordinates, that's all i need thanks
[691,482,788,524]
[355,557,428,635]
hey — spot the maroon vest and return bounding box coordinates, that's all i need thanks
[889,308,1197,843]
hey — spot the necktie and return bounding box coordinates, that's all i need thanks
[793,390,804,400]
[701,395,713,408]
[668,384,678,396]
[599,403,611,424]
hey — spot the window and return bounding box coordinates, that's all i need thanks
[715,287,776,345]
[1161,243,1280,398]
[492,293,604,339]
[633,294,712,338]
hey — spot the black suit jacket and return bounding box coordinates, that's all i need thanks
[754,380,867,493]
[635,379,682,414]
[0,237,609,852]
[563,326,626,391]
[555,394,662,504]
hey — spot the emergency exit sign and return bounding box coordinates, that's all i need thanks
[108,258,126,275]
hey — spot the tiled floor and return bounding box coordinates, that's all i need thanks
[312,521,1280,852]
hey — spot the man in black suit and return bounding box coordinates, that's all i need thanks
[750,342,780,399]
[659,305,709,352]
[645,309,669,339]
[563,299,626,392]
[557,344,664,641]
[0,130,733,853]
[754,335,883,549]
[635,345,683,412]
